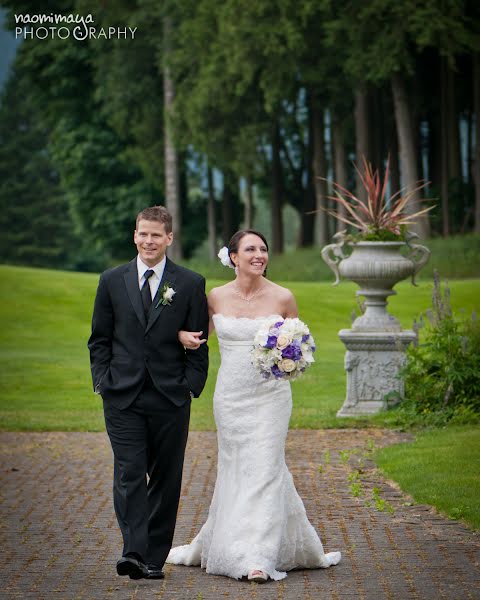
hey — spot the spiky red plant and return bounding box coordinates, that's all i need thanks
[324,157,434,240]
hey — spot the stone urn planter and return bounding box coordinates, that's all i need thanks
[322,236,430,416]
[322,239,430,332]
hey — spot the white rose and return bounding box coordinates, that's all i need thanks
[301,344,315,362]
[255,332,269,347]
[264,349,282,367]
[278,358,296,373]
[276,333,293,350]
[298,320,309,332]
[164,287,176,302]
[254,323,271,346]
[280,319,296,335]
[303,351,315,364]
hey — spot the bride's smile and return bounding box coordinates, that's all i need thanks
[230,233,269,277]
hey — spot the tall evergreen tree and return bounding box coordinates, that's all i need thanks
[0,67,72,268]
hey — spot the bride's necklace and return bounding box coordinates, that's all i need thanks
[233,282,265,303]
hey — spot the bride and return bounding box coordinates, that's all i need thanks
[167,230,341,582]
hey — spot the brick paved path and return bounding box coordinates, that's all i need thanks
[1,430,479,600]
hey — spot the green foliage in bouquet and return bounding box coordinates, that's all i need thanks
[397,271,480,426]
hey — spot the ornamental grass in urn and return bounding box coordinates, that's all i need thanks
[323,156,434,243]
[321,158,435,332]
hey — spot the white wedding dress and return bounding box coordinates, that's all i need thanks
[166,314,341,580]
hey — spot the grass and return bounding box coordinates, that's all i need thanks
[1,264,479,431]
[2,264,479,530]
[374,426,480,529]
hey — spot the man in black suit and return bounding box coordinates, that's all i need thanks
[88,205,209,580]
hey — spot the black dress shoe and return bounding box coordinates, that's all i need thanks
[146,565,165,579]
[116,556,149,580]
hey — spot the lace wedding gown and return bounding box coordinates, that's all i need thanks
[166,314,341,580]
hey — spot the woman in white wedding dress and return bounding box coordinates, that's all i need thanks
[168,230,341,582]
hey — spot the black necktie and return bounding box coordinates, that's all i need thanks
[141,269,155,318]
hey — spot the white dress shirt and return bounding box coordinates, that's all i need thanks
[137,255,166,300]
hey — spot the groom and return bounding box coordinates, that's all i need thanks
[88,205,209,580]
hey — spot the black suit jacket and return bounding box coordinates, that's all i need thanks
[88,257,209,409]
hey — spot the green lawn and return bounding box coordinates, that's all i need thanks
[2,265,479,529]
[1,264,479,431]
[375,426,480,529]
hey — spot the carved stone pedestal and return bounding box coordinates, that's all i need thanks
[321,237,429,416]
[336,330,416,417]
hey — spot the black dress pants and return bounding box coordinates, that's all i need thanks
[103,380,191,567]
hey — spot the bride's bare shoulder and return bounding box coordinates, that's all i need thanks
[265,280,297,316]
[266,279,294,300]
[208,282,234,300]
[208,282,234,311]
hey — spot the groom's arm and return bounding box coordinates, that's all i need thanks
[183,276,209,398]
[87,273,113,393]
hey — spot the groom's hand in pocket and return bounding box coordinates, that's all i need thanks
[94,369,109,395]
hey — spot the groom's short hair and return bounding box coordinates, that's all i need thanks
[136,205,173,233]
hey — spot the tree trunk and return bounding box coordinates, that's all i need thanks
[371,87,384,173]
[354,85,370,204]
[447,65,462,181]
[207,165,216,261]
[271,122,284,254]
[163,17,182,259]
[386,109,401,198]
[440,58,450,236]
[466,109,472,187]
[391,73,429,238]
[244,174,254,229]
[474,54,480,233]
[221,169,236,243]
[312,104,328,246]
[428,113,442,200]
[331,111,348,233]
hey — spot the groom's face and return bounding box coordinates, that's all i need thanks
[134,219,173,267]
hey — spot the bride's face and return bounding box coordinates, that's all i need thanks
[231,234,268,276]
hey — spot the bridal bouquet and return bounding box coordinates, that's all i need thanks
[252,317,316,381]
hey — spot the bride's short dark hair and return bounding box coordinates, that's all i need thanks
[228,230,269,275]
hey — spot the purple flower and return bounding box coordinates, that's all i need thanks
[274,321,284,328]
[302,334,310,343]
[282,344,302,361]
[271,365,283,378]
[265,335,277,349]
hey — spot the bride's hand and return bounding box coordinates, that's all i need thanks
[179,330,207,350]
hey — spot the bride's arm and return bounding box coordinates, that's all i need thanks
[283,289,299,318]
[207,289,217,334]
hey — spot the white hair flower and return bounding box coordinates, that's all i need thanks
[218,246,235,269]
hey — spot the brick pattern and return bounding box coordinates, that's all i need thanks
[1,430,479,600]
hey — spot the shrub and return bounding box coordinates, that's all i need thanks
[397,271,480,425]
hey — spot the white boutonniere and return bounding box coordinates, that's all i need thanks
[156,282,176,308]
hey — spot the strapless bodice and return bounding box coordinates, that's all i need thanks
[212,313,283,345]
